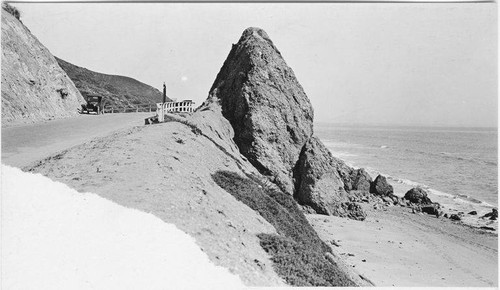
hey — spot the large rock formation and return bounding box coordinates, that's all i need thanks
[1,9,84,127]
[203,27,363,219]
[204,27,313,195]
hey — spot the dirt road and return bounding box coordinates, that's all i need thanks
[2,113,153,168]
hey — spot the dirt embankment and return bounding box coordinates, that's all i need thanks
[1,9,84,127]
[23,112,285,286]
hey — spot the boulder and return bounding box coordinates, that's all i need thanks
[404,187,432,205]
[421,203,440,216]
[449,214,461,221]
[350,168,372,192]
[370,175,393,196]
[203,27,313,195]
[342,202,366,221]
[294,137,365,220]
[468,211,477,215]
[482,208,498,219]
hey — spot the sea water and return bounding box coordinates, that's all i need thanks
[315,123,498,214]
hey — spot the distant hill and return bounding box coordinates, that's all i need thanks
[56,57,171,108]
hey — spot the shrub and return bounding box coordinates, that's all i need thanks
[211,170,355,286]
[2,3,21,20]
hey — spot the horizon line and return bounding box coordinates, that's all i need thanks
[314,121,499,129]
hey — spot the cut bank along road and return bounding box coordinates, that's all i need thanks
[2,113,153,168]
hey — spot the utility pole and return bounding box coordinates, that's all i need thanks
[163,82,167,104]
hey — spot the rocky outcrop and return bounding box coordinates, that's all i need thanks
[294,137,346,214]
[1,9,84,127]
[294,137,365,220]
[404,187,432,204]
[203,27,313,195]
[350,168,372,192]
[203,27,363,219]
[370,175,393,196]
[332,157,355,191]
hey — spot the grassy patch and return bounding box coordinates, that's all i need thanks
[212,170,355,286]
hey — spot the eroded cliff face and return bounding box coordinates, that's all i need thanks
[1,10,84,127]
[203,27,365,219]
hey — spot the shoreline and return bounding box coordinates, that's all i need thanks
[322,146,498,232]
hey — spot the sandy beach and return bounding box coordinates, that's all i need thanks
[308,204,498,287]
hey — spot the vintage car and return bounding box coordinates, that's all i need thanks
[81,95,104,114]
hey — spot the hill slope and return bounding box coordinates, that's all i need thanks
[56,57,171,108]
[1,9,85,127]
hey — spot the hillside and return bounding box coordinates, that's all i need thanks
[56,57,171,108]
[1,9,84,127]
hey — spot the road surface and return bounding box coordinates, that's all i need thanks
[2,113,153,168]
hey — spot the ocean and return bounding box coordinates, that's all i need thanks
[315,123,498,213]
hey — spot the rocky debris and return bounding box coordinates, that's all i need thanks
[348,190,378,204]
[468,211,478,215]
[350,168,372,192]
[481,208,498,220]
[342,202,366,221]
[449,214,461,221]
[420,203,441,216]
[370,175,393,196]
[404,187,432,205]
[204,27,313,195]
[1,9,84,127]
[330,240,340,247]
[381,195,393,205]
[392,195,407,207]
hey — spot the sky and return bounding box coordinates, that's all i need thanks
[13,2,497,127]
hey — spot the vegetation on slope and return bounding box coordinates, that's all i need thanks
[56,57,171,108]
[212,170,356,287]
[2,3,21,21]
